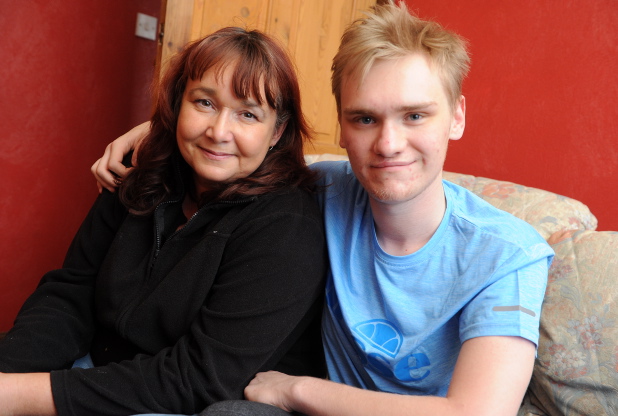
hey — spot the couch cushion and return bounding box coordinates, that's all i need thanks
[526,230,618,415]
[442,172,597,239]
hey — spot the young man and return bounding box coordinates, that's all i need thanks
[237,3,554,415]
[94,2,553,415]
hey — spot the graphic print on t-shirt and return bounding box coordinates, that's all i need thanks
[353,319,432,382]
[354,320,402,358]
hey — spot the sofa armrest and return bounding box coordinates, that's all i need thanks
[525,230,618,415]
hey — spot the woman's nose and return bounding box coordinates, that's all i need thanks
[208,111,233,143]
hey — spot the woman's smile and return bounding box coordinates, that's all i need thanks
[198,146,234,161]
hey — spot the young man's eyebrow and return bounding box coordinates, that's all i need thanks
[400,102,438,112]
[342,102,438,116]
[342,108,373,116]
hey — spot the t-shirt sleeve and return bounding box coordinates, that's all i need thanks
[459,243,553,346]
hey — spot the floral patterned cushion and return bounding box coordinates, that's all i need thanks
[442,172,597,239]
[523,229,618,416]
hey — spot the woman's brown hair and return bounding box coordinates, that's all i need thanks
[120,27,317,215]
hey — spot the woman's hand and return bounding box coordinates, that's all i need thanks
[245,371,302,413]
[91,121,150,193]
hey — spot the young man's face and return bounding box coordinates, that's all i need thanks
[338,54,465,205]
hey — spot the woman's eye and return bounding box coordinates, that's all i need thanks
[196,99,212,108]
[242,112,257,120]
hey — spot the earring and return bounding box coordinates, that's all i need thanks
[268,146,274,151]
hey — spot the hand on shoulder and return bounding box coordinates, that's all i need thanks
[91,121,150,193]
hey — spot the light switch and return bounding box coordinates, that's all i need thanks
[135,13,158,41]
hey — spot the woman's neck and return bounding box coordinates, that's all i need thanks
[182,193,199,221]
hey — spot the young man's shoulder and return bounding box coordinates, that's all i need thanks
[443,180,551,253]
[310,160,353,183]
[310,160,360,200]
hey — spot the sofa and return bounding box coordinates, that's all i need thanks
[305,154,618,416]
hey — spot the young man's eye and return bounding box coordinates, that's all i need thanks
[358,116,374,125]
[409,113,422,121]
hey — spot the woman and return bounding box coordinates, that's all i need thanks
[0,27,327,416]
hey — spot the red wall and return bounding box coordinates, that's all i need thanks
[0,0,161,331]
[0,1,615,331]
[406,0,618,231]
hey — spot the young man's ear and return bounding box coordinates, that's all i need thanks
[339,131,348,149]
[449,95,466,141]
[338,115,349,149]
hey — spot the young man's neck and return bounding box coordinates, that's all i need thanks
[369,178,447,257]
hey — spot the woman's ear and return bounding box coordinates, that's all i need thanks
[270,122,287,147]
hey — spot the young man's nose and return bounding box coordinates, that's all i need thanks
[374,121,405,157]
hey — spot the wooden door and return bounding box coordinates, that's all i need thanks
[157,0,376,155]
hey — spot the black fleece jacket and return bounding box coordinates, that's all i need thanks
[0,178,327,415]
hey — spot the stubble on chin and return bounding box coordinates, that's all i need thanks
[369,186,395,202]
[361,176,402,203]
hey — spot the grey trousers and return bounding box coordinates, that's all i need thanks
[200,401,295,416]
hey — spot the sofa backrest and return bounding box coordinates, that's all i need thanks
[441,171,597,239]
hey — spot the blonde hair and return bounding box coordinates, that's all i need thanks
[332,0,470,112]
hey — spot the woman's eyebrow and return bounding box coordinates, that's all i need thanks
[241,98,262,109]
[187,86,217,97]
[187,86,267,114]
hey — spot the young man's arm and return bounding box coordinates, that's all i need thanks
[245,335,535,416]
[90,121,149,193]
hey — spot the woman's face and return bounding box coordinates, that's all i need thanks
[177,65,282,195]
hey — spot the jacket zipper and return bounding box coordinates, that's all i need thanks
[118,195,256,335]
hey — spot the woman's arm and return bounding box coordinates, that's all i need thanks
[0,191,128,373]
[0,182,127,415]
[245,335,535,416]
[0,373,56,416]
[49,193,328,415]
[90,121,150,192]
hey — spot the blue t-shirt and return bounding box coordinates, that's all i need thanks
[312,161,554,396]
